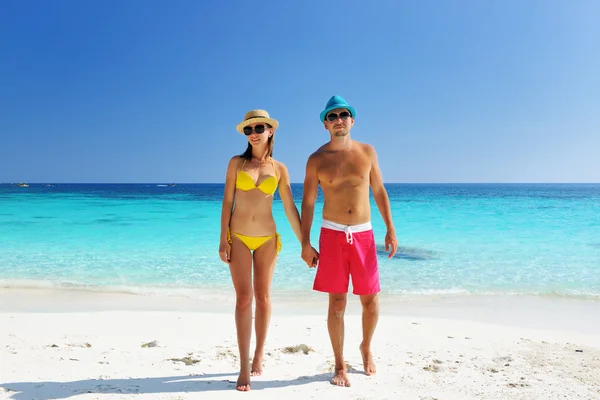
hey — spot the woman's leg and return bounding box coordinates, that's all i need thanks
[228,234,253,391]
[250,236,278,375]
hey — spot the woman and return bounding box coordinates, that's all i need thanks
[219,109,302,391]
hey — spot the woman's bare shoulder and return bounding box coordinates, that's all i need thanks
[272,158,289,174]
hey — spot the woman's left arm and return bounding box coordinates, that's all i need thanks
[277,161,302,243]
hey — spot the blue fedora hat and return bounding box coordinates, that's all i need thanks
[320,95,356,122]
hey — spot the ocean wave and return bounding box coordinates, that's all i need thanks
[0,279,221,298]
[2,279,599,301]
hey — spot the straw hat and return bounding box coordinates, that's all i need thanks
[236,110,279,134]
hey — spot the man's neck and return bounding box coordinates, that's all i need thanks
[328,134,352,150]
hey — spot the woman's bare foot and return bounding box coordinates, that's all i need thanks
[250,352,263,376]
[360,342,376,375]
[331,368,351,387]
[236,368,251,391]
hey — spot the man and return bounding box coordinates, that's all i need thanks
[301,95,398,387]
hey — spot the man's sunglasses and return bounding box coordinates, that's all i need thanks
[326,111,352,122]
[243,124,269,135]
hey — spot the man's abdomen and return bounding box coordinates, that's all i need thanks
[322,196,371,225]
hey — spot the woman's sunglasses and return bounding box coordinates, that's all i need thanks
[325,111,351,122]
[243,124,268,136]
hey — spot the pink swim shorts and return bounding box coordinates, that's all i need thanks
[313,220,380,295]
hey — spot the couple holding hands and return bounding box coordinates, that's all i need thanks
[219,95,398,391]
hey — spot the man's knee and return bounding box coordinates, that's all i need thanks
[329,294,347,317]
[360,295,379,314]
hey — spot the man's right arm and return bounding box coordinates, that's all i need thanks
[301,154,319,266]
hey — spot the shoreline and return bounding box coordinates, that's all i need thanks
[3,277,598,302]
[1,287,599,334]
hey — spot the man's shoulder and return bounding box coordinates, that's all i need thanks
[351,140,376,156]
[308,143,330,159]
[352,140,374,150]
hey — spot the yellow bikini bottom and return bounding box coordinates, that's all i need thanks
[228,230,282,255]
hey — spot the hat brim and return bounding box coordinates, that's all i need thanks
[320,106,356,123]
[236,117,279,134]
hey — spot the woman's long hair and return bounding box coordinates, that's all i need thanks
[240,123,274,160]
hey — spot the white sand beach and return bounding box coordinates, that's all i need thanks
[1,289,600,400]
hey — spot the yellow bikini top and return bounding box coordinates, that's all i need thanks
[235,158,278,195]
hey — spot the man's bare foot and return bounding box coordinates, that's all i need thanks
[250,353,263,376]
[331,368,351,387]
[236,369,251,391]
[360,342,376,375]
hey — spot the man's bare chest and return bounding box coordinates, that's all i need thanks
[317,154,371,184]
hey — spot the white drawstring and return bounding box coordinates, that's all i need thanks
[345,226,353,244]
[322,220,372,245]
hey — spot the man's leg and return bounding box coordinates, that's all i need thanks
[359,294,379,375]
[328,293,351,386]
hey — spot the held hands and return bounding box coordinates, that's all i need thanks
[301,244,319,268]
[219,240,231,264]
[384,229,398,258]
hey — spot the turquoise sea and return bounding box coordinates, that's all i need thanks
[1,183,599,299]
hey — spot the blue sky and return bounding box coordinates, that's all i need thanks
[1,0,599,183]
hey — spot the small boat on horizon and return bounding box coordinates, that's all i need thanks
[16,182,29,188]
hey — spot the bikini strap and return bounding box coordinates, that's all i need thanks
[271,158,278,180]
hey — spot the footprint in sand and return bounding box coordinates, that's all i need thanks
[168,356,201,366]
[508,382,530,388]
[281,344,314,355]
[215,347,238,361]
[423,363,442,372]
[492,356,513,364]
[67,342,92,348]
[320,359,356,373]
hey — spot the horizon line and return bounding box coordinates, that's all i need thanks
[3,182,600,185]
